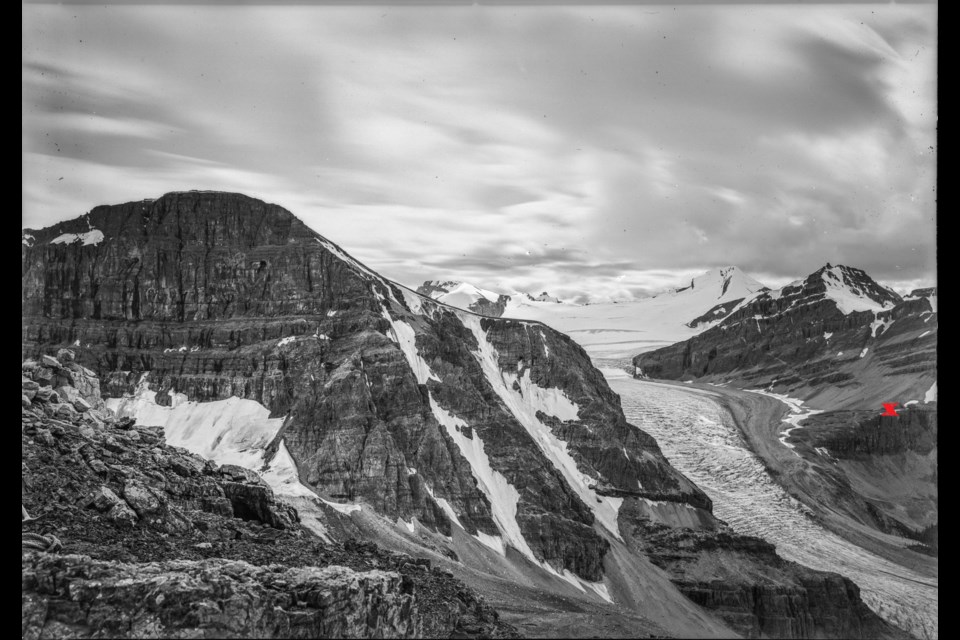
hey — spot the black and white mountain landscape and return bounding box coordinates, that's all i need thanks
[22,3,936,640]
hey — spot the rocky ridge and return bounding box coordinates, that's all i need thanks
[21,352,517,639]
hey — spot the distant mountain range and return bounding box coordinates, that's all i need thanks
[418,266,770,359]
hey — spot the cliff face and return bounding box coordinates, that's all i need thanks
[21,191,706,583]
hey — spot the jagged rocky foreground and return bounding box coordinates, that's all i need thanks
[22,192,906,638]
[22,351,517,639]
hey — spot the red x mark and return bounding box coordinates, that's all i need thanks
[881,403,899,417]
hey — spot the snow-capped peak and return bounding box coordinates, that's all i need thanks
[527,291,562,303]
[815,264,902,315]
[417,280,502,305]
[685,266,767,301]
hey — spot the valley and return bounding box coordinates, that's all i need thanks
[21,192,933,639]
[602,368,938,640]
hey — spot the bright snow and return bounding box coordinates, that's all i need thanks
[50,229,105,246]
[821,266,894,315]
[461,314,624,541]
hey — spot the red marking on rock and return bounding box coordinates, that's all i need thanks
[881,403,899,417]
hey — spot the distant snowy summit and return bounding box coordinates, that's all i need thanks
[417,266,772,359]
[415,280,566,317]
[415,280,512,317]
[669,266,768,299]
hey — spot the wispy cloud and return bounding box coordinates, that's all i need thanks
[22,3,936,299]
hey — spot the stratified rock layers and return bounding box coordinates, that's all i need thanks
[21,191,704,582]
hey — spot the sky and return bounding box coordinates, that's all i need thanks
[22,1,937,302]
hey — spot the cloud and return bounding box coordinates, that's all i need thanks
[21,3,937,299]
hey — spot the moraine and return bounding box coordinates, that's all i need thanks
[602,368,938,640]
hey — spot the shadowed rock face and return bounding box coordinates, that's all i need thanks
[21,191,707,582]
[619,500,905,640]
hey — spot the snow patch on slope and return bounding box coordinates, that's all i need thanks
[428,396,528,554]
[747,389,823,457]
[106,384,281,470]
[105,379,362,520]
[381,308,440,385]
[924,382,937,403]
[870,314,893,338]
[461,314,623,541]
[50,229,105,246]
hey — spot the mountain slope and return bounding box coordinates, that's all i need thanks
[633,263,935,408]
[633,264,938,570]
[22,192,903,638]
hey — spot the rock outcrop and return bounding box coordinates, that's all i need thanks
[23,554,421,639]
[20,358,518,639]
[618,500,907,639]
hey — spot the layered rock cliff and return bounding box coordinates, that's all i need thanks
[21,191,707,584]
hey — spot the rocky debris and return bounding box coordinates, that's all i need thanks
[23,553,422,639]
[619,500,907,640]
[20,360,519,640]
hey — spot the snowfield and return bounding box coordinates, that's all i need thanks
[496,267,767,359]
